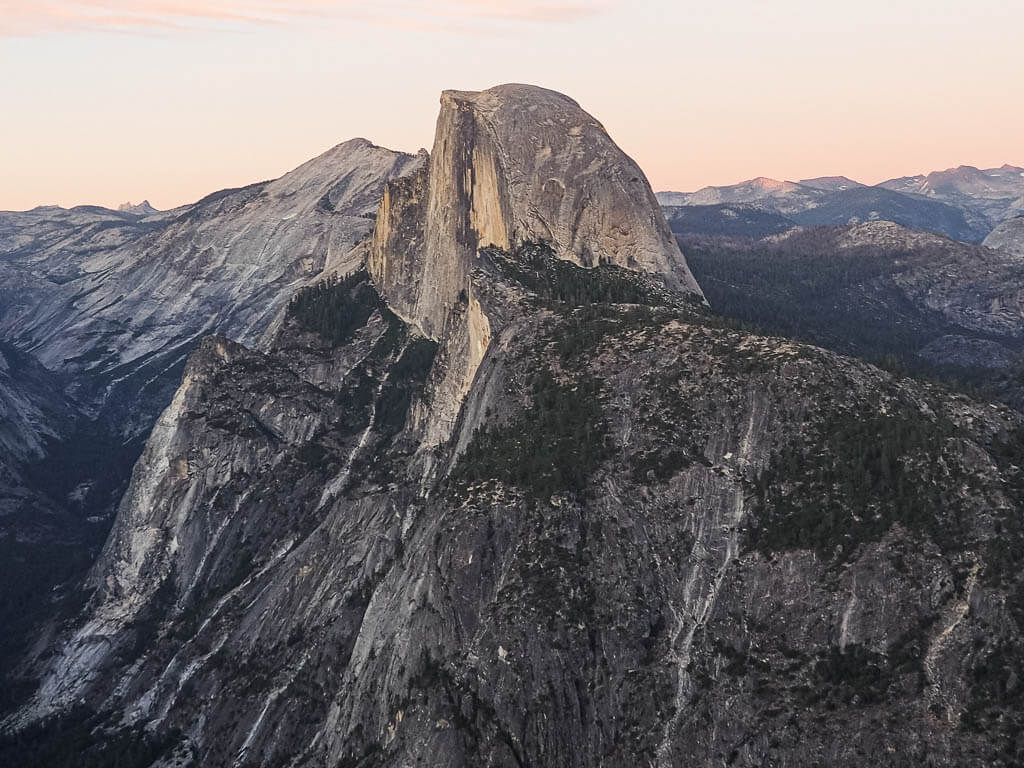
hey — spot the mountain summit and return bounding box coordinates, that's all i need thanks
[15,83,709,733]
[370,83,703,444]
[371,83,702,335]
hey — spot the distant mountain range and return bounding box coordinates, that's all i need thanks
[659,164,1024,242]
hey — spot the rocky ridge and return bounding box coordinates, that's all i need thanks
[880,164,1024,230]
[659,164,1024,242]
[369,83,702,446]
[0,138,424,435]
[657,176,825,216]
[117,201,159,216]
[797,175,864,192]
[680,220,1024,411]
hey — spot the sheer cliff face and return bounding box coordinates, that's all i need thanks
[0,142,428,689]
[371,85,702,336]
[369,83,702,445]
[984,216,1024,258]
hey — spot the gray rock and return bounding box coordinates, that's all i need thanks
[657,176,826,216]
[659,164,1024,242]
[983,215,1024,258]
[0,138,424,436]
[0,139,427,692]
[369,83,702,446]
[880,164,1024,231]
[7,87,1024,768]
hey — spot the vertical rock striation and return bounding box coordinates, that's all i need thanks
[369,83,703,445]
[371,83,702,330]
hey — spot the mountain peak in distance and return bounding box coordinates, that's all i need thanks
[117,200,158,216]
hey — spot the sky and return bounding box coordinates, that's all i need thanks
[1,0,1021,211]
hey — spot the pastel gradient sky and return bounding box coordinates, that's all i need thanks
[1,0,1021,210]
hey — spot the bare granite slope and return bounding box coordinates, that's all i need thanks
[984,215,1024,258]
[0,139,423,434]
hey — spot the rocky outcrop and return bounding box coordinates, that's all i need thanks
[117,201,159,216]
[0,140,427,695]
[0,139,424,437]
[835,222,1024,338]
[371,85,701,332]
[658,181,983,241]
[0,344,74,466]
[369,83,701,445]
[984,215,1024,258]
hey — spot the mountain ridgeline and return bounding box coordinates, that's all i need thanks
[2,85,1024,768]
[0,139,426,682]
[658,164,1024,243]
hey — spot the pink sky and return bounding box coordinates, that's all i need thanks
[1,0,1021,210]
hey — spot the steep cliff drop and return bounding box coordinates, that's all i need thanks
[369,84,703,445]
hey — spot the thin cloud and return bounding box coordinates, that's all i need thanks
[0,0,613,36]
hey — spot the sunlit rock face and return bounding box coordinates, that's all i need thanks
[369,83,703,445]
[0,139,427,703]
[371,84,702,339]
[0,139,424,437]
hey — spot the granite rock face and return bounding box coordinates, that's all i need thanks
[0,139,423,436]
[0,140,425,688]
[6,88,1024,768]
[984,215,1024,258]
[371,84,703,330]
[369,83,702,445]
[0,344,75,467]
[11,256,1024,768]
[832,222,1024,338]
